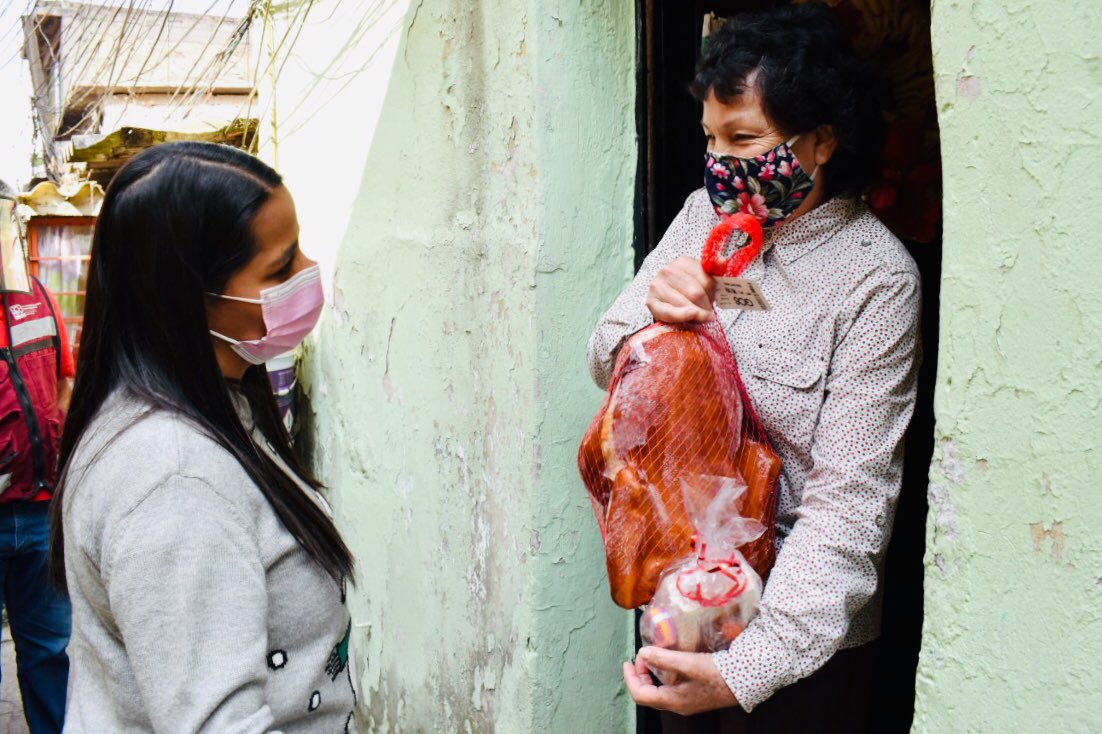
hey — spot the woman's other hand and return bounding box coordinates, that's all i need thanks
[646,257,715,323]
[622,646,738,716]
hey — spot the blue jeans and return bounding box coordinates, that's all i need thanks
[0,502,70,733]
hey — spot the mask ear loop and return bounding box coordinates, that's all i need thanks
[209,330,241,345]
[786,133,820,181]
[206,265,323,305]
[206,292,262,355]
[207,292,263,305]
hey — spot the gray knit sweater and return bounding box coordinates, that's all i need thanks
[61,390,355,733]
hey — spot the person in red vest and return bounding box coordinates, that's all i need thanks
[0,191,74,733]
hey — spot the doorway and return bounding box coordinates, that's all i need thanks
[634,2,942,731]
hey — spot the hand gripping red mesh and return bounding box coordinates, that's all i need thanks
[579,213,781,609]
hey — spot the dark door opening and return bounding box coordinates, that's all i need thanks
[634,2,941,731]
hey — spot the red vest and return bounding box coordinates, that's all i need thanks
[0,279,64,502]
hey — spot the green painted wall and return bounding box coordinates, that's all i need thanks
[302,2,637,731]
[915,1,1102,730]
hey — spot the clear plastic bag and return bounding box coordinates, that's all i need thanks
[639,475,764,665]
[578,213,782,610]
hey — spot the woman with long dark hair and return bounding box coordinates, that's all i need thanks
[50,142,356,732]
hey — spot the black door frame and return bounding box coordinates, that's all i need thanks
[632,3,941,731]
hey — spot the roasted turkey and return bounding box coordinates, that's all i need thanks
[579,214,781,610]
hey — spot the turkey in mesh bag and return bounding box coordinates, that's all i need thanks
[578,212,782,613]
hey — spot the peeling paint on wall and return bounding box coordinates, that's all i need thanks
[1029,521,1065,560]
[915,0,1102,730]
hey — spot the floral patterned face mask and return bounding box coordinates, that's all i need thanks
[704,135,817,228]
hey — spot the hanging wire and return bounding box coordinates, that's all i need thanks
[223,0,315,129]
[110,0,223,84]
[16,0,249,147]
[0,0,38,61]
[176,3,262,118]
[274,0,398,142]
[157,0,243,115]
[50,8,142,137]
[242,0,316,128]
[235,0,398,146]
[40,1,137,101]
[9,0,372,170]
[26,1,135,118]
[235,0,272,134]
[57,1,159,138]
[59,1,176,139]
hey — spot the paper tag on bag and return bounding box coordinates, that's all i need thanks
[714,277,770,311]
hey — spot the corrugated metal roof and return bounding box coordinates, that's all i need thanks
[16,180,103,219]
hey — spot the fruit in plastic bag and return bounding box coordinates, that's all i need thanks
[639,477,764,683]
[640,476,764,651]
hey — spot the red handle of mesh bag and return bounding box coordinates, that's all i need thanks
[701,213,764,278]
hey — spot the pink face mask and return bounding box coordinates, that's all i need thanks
[209,265,324,365]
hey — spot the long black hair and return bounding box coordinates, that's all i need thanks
[49,141,353,588]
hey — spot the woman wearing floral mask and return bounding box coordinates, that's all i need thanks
[50,142,356,732]
[588,5,921,731]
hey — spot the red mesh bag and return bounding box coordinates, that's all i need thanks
[579,213,783,609]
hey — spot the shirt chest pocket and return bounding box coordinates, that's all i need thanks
[747,346,827,448]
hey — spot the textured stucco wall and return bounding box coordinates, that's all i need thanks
[527,5,639,730]
[301,2,636,731]
[915,1,1102,730]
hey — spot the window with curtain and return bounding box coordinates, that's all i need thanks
[28,218,95,359]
